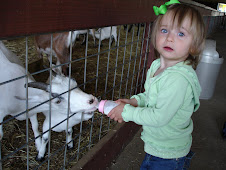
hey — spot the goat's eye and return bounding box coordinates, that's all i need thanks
[55,96,63,104]
[89,99,94,104]
[56,99,61,104]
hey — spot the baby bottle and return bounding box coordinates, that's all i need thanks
[98,100,119,115]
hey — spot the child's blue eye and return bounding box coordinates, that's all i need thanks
[178,32,185,37]
[161,29,167,33]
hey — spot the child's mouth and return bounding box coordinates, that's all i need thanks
[164,46,173,51]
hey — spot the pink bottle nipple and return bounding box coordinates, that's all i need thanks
[98,100,107,113]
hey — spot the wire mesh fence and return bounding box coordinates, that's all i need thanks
[0,23,151,169]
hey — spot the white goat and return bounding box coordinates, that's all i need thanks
[72,29,96,46]
[35,76,98,161]
[94,26,117,46]
[0,42,98,160]
[0,42,44,151]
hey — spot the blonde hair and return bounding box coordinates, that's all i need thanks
[151,4,206,69]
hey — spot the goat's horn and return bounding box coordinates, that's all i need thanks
[26,82,50,92]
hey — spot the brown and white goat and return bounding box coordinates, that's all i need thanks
[34,32,72,76]
[34,29,96,76]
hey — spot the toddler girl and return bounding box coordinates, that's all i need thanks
[108,1,206,169]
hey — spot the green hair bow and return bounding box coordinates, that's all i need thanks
[153,0,180,16]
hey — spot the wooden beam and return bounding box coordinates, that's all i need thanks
[0,0,165,39]
[72,122,141,170]
[0,0,219,40]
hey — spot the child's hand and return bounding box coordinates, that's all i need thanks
[116,98,138,107]
[108,102,126,123]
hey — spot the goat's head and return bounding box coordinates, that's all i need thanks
[26,75,98,114]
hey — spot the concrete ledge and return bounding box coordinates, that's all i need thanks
[72,122,141,170]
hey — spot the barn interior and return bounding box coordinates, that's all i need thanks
[0,0,225,169]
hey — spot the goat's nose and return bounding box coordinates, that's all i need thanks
[89,99,94,104]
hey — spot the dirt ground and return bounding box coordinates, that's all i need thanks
[108,28,226,170]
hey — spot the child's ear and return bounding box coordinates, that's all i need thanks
[189,46,196,56]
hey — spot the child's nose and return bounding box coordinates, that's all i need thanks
[166,32,174,42]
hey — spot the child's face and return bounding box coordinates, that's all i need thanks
[155,12,193,63]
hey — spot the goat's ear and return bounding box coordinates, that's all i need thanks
[17,95,44,103]
[27,94,64,104]
[14,95,43,103]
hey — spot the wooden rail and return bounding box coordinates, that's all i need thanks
[0,0,162,39]
[0,0,220,39]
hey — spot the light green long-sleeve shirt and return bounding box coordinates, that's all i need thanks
[122,59,201,159]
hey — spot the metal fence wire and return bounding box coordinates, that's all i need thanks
[0,23,151,169]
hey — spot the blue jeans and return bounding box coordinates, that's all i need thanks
[140,151,194,170]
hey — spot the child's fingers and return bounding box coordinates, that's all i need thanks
[108,110,113,117]
[118,119,123,123]
[115,100,121,104]
[109,113,115,120]
[115,99,124,104]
